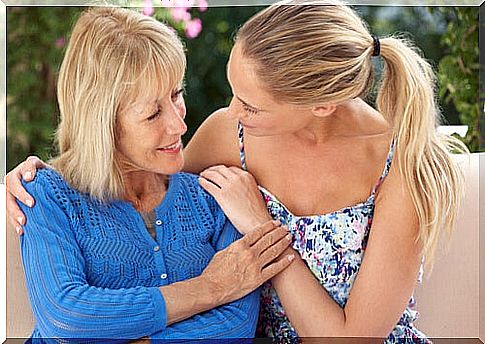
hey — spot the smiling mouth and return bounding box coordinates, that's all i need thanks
[158,140,182,152]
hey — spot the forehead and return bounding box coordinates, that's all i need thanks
[227,45,266,96]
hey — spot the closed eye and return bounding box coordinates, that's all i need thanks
[147,108,161,121]
[242,104,259,116]
[172,88,184,102]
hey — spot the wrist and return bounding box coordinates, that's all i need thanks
[198,273,227,307]
[246,214,274,233]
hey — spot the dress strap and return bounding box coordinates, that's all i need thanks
[237,122,247,171]
[370,138,396,197]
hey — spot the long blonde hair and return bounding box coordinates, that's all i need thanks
[236,0,467,268]
[52,7,186,201]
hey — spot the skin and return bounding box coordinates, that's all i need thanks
[7,43,423,338]
[10,77,296,331]
[192,44,423,338]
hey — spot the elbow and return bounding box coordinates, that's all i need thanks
[296,316,392,339]
[36,312,83,339]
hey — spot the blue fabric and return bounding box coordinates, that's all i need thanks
[18,169,259,343]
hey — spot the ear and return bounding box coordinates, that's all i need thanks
[311,103,337,118]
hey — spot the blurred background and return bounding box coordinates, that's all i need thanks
[6,4,481,172]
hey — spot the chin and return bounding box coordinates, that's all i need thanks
[160,156,184,175]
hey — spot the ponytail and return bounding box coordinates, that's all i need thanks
[377,36,468,270]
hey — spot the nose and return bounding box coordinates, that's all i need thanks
[165,102,187,136]
[227,97,244,120]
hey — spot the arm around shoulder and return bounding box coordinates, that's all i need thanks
[19,172,168,340]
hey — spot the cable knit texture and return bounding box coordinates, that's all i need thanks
[19,169,259,343]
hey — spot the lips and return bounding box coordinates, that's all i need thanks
[158,140,182,153]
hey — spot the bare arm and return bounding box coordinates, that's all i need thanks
[20,175,293,338]
[200,161,423,337]
[183,108,240,174]
[161,221,294,326]
[271,162,423,337]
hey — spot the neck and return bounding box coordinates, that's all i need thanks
[289,98,380,146]
[122,170,168,212]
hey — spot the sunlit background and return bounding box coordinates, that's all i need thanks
[6,4,481,172]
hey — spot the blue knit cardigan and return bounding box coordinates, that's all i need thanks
[18,169,259,342]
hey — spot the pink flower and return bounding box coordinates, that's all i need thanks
[170,7,191,21]
[55,37,65,48]
[185,18,202,39]
[143,0,154,16]
[198,0,208,12]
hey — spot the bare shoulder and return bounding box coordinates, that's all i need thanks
[183,108,241,174]
[374,152,420,239]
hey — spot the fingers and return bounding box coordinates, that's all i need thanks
[5,170,35,207]
[261,253,295,280]
[252,224,289,253]
[198,176,221,197]
[6,193,25,235]
[257,230,292,267]
[5,156,43,235]
[199,169,226,188]
[206,165,239,177]
[23,156,43,182]
[201,165,255,187]
[242,220,280,246]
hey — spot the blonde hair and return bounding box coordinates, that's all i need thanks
[52,7,186,201]
[236,0,467,268]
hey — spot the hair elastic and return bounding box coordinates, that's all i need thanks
[372,35,380,57]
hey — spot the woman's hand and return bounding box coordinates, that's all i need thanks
[199,165,271,234]
[5,156,47,234]
[202,220,294,305]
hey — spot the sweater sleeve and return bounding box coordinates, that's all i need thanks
[18,175,167,341]
[150,220,260,340]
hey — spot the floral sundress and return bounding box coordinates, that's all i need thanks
[237,123,431,343]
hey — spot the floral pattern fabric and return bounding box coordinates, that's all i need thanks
[237,122,431,343]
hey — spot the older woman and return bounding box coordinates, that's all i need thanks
[8,0,466,342]
[11,7,294,342]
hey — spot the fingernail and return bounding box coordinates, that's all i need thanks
[25,171,32,180]
[273,220,280,226]
[288,254,295,262]
[286,234,292,241]
[283,225,289,231]
[17,216,24,225]
[15,226,21,234]
[26,199,34,207]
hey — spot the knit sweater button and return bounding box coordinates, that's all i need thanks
[155,220,162,226]
[160,273,167,279]
[153,246,160,252]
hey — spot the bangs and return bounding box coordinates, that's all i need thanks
[118,28,186,112]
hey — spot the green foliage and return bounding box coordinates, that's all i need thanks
[6,6,262,170]
[179,6,263,140]
[6,6,480,173]
[432,7,480,152]
[7,7,82,171]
